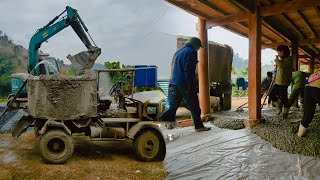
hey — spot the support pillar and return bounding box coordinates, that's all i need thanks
[309,57,315,73]
[291,43,299,72]
[197,17,210,115]
[291,43,299,107]
[244,1,262,128]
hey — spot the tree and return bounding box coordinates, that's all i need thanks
[104,61,133,95]
[0,58,13,97]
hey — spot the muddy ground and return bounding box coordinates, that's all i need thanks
[0,132,166,180]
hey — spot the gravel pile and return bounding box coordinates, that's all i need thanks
[0,106,26,133]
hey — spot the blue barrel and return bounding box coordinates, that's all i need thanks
[134,65,157,87]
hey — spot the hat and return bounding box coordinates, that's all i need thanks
[188,37,203,47]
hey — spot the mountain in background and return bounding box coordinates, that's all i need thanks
[232,52,275,80]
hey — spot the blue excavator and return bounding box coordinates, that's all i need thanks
[7,6,101,108]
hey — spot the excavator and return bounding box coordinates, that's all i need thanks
[7,6,101,109]
[1,6,166,164]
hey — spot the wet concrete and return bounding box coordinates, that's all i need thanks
[211,110,246,130]
[209,106,320,157]
[252,108,320,157]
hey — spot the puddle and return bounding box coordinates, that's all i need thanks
[1,152,19,164]
[0,141,10,148]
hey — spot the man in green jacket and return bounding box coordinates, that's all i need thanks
[288,71,310,108]
[269,45,293,118]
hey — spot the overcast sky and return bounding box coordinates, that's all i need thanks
[0,0,275,79]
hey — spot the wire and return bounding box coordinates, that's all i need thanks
[87,32,97,47]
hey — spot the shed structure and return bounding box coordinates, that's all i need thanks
[166,0,320,127]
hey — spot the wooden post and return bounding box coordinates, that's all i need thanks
[244,1,262,128]
[291,43,299,107]
[198,17,210,115]
[292,43,299,71]
[309,57,315,73]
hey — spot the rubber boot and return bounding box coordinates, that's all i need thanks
[297,124,307,137]
[274,100,282,114]
[282,107,289,119]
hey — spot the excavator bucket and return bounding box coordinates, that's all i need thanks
[67,46,101,70]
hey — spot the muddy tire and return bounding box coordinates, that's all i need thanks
[7,95,19,109]
[39,129,74,164]
[133,130,166,162]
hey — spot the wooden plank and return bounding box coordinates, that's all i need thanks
[265,38,320,48]
[247,2,261,122]
[205,0,320,27]
[206,12,249,28]
[260,0,320,17]
[165,0,210,20]
[227,0,252,13]
[297,10,318,38]
[310,57,315,73]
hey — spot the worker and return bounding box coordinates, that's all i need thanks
[297,69,320,137]
[288,71,311,109]
[269,45,293,118]
[271,64,277,82]
[261,71,273,106]
[159,37,211,132]
[271,65,277,76]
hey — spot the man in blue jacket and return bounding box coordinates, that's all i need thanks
[160,37,211,132]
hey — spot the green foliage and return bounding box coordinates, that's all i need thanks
[104,61,133,95]
[232,86,248,97]
[240,67,248,77]
[67,68,77,75]
[300,65,308,72]
[0,58,13,97]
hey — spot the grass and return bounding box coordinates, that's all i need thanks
[0,98,7,103]
[0,132,167,180]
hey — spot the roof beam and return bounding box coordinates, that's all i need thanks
[165,0,210,20]
[264,38,320,48]
[299,55,320,59]
[206,12,249,28]
[280,13,305,39]
[260,0,320,17]
[206,0,320,28]
[297,10,318,38]
[200,0,274,42]
[227,0,252,13]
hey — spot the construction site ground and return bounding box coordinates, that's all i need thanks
[2,98,320,179]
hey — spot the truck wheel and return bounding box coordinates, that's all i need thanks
[39,129,74,164]
[133,130,166,162]
[7,95,19,109]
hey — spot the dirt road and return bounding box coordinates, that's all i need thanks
[0,132,166,180]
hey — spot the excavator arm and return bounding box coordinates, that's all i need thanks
[28,6,101,75]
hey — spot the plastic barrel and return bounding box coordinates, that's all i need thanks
[134,65,157,87]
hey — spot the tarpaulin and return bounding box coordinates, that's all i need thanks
[163,126,320,180]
